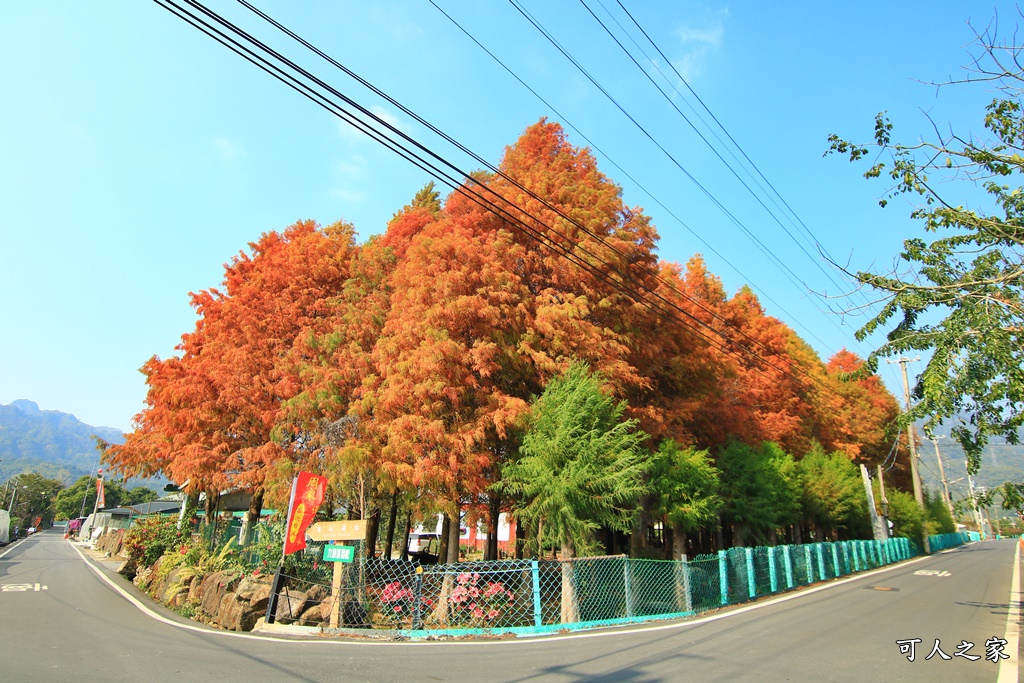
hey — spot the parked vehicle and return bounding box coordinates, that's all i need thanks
[407,533,439,564]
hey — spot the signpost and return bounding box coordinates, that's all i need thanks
[305,520,367,628]
[307,520,367,542]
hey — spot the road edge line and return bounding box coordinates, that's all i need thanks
[997,540,1020,683]
[68,538,952,647]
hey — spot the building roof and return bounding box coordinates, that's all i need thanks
[128,501,181,515]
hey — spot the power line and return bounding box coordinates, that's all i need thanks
[157,0,848,399]
[426,0,839,357]
[229,0,839,389]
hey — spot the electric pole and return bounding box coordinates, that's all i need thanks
[889,356,931,554]
[926,434,955,518]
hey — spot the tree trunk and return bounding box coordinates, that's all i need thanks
[400,512,412,562]
[438,514,451,564]
[241,489,263,547]
[447,504,461,564]
[364,507,380,558]
[484,495,501,561]
[514,517,526,560]
[383,491,398,559]
[672,526,692,612]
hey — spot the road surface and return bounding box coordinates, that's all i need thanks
[1,530,1019,682]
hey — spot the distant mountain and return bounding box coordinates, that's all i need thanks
[0,400,162,491]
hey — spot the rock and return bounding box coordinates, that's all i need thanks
[234,575,271,601]
[187,576,203,604]
[216,592,259,631]
[251,616,266,632]
[274,588,308,623]
[299,605,322,626]
[199,571,241,616]
[306,584,328,603]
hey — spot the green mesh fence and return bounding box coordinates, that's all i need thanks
[248,530,973,635]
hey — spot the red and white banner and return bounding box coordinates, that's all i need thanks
[95,475,106,509]
[283,471,326,556]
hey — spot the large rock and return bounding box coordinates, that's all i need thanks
[274,588,309,623]
[199,571,242,617]
[159,567,185,603]
[187,575,203,604]
[216,592,260,632]
[234,575,271,602]
[299,604,322,626]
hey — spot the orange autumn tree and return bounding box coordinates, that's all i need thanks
[108,220,354,538]
[824,349,901,464]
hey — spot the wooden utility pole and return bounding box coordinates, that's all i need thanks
[889,357,930,554]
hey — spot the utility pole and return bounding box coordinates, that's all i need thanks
[926,434,955,518]
[889,356,931,554]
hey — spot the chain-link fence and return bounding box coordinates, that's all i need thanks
[256,531,972,635]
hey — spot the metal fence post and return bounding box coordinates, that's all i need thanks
[624,558,635,618]
[265,564,285,625]
[768,546,778,593]
[718,550,728,606]
[782,545,794,589]
[531,559,542,628]
[745,548,756,599]
[411,566,424,630]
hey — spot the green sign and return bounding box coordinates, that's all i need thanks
[323,544,355,563]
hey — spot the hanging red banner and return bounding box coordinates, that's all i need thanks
[283,471,326,556]
[96,476,106,509]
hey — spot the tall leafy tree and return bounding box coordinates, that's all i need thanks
[107,220,354,536]
[827,23,1024,474]
[797,448,870,540]
[650,440,721,558]
[717,440,801,546]
[497,361,650,559]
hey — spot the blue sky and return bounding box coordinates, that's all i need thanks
[0,1,1016,431]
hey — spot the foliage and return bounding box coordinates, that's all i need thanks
[53,475,156,521]
[797,448,870,539]
[4,473,63,529]
[717,441,801,546]
[881,488,925,542]
[497,361,650,557]
[924,489,956,535]
[122,515,188,569]
[826,22,1024,474]
[650,440,721,536]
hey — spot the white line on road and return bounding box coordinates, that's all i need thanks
[997,540,1020,683]
[69,539,955,648]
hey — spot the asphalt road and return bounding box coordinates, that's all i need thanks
[1,530,1020,682]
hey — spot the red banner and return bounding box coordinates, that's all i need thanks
[96,476,106,509]
[283,471,326,555]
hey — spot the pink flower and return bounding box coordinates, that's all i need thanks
[393,605,403,613]
[472,607,485,619]
[487,609,500,620]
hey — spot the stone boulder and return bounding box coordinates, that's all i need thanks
[274,588,309,623]
[199,571,242,617]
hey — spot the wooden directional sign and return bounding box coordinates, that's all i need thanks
[306,520,367,542]
[323,544,355,563]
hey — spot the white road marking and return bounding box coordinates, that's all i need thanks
[68,538,957,648]
[996,540,1020,683]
